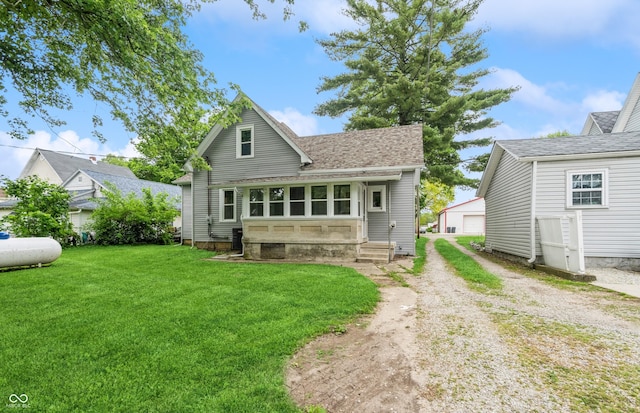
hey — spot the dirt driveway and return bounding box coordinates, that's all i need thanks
[286,235,640,412]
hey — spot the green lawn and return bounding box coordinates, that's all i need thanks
[434,238,502,291]
[0,245,379,412]
[454,235,484,249]
[412,237,428,275]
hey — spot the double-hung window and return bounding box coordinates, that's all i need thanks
[269,187,285,216]
[289,186,305,216]
[249,188,264,217]
[566,169,608,208]
[236,125,254,158]
[311,185,327,216]
[220,189,236,222]
[334,184,351,215]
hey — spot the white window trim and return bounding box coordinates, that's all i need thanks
[368,185,387,212]
[248,188,265,217]
[333,184,352,216]
[566,169,609,209]
[267,187,285,217]
[219,188,237,222]
[242,184,357,218]
[236,124,254,159]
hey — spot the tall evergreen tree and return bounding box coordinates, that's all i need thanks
[315,0,517,188]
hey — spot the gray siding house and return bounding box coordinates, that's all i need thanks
[178,95,425,262]
[477,73,640,269]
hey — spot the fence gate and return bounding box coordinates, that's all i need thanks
[536,211,585,274]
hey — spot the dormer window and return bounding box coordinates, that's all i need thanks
[236,125,254,158]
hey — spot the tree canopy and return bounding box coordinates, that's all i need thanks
[421,180,455,219]
[0,0,298,181]
[315,0,517,188]
[0,176,73,242]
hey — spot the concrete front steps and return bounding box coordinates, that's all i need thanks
[357,241,395,264]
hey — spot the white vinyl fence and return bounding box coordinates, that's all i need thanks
[536,211,585,274]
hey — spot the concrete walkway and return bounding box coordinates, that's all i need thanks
[589,267,640,298]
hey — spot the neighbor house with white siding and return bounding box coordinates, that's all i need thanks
[177,94,425,262]
[437,197,485,235]
[1,148,181,236]
[477,73,640,269]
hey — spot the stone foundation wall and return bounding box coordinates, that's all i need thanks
[244,241,358,261]
[242,218,362,261]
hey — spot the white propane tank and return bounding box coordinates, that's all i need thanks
[0,237,63,269]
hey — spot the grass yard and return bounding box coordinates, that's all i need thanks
[454,235,485,252]
[0,245,379,412]
[412,237,428,275]
[434,238,502,292]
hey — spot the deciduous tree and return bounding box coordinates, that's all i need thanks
[0,0,298,181]
[315,0,517,188]
[421,180,455,219]
[0,176,73,242]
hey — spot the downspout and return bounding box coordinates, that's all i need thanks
[528,160,538,264]
[190,173,196,249]
[387,182,391,263]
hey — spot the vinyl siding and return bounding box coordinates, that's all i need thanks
[195,108,303,241]
[624,98,640,132]
[203,109,301,182]
[588,122,602,135]
[367,172,417,255]
[535,157,640,258]
[438,198,485,234]
[484,151,532,258]
[192,171,209,242]
[181,185,192,239]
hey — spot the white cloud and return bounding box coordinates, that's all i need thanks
[484,68,571,114]
[196,0,354,35]
[294,0,355,34]
[580,90,626,113]
[476,0,638,43]
[0,129,139,181]
[268,108,319,136]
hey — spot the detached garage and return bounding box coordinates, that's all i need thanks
[438,197,485,234]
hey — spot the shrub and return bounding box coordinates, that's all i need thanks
[90,183,179,245]
[0,176,73,243]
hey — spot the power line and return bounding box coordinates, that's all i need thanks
[0,142,135,159]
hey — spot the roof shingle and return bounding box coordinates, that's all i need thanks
[295,124,424,170]
[497,130,640,159]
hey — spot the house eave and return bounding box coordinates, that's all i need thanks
[299,164,423,175]
[476,144,504,198]
[208,172,403,189]
[517,150,640,163]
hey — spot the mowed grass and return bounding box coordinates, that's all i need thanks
[0,245,379,412]
[412,237,428,275]
[454,235,485,252]
[434,238,502,291]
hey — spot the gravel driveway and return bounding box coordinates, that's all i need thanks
[287,235,640,412]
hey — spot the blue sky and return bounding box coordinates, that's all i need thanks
[2,0,640,205]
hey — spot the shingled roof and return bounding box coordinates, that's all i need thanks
[81,170,181,200]
[20,148,136,182]
[497,130,640,159]
[296,124,424,171]
[589,111,620,134]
